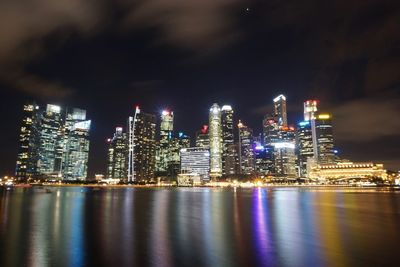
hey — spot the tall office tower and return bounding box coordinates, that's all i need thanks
[297,121,314,177]
[156,110,174,174]
[195,125,209,148]
[62,108,91,180]
[16,102,41,180]
[304,100,318,121]
[127,106,157,182]
[209,103,222,179]
[254,141,275,176]
[273,94,288,127]
[168,132,191,178]
[273,127,297,176]
[180,147,210,182]
[315,114,335,164]
[37,104,65,178]
[238,121,255,175]
[262,114,279,146]
[106,127,128,180]
[16,103,91,180]
[221,105,236,176]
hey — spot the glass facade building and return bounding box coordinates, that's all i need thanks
[195,125,209,148]
[273,94,288,127]
[315,114,335,164]
[128,106,157,182]
[15,103,91,181]
[156,110,174,174]
[106,127,128,180]
[221,105,236,176]
[16,103,41,180]
[238,121,255,175]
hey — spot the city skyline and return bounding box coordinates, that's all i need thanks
[11,94,399,181]
[0,1,399,176]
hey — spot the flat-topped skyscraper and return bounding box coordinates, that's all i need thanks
[273,94,288,127]
[128,106,156,182]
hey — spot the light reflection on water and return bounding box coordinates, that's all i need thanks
[1,187,400,267]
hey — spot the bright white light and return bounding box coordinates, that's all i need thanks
[47,104,61,113]
[221,105,232,111]
[272,142,295,149]
[273,94,286,102]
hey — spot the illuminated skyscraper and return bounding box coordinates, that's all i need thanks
[238,120,255,175]
[273,94,288,127]
[304,100,318,121]
[62,108,91,180]
[106,127,128,180]
[273,127,297,176]
[195,125,209,148]
[168,132,191,178]
[221,105,236,176]
[209,103,222,179]
[262,114,279,146]
[297,121,314,177]
[16,102,41,180]
[128,106,157,182]
[156,110,174,174]
[16,103,91,181]
[37,104,64,178]
[315,114,335,164]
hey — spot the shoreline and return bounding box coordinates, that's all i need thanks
[8,183,399,190]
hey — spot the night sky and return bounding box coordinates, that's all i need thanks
[0,0,399,176]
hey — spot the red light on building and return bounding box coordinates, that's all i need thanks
[201,125,208,134]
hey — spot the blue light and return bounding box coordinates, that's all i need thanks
[298,121,310,127]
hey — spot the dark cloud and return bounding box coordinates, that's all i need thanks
[262,0,400,99]
[120,0,243,52]
[333,95,400,142]
[0,0,105,98]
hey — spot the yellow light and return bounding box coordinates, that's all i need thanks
[318,114,331,119]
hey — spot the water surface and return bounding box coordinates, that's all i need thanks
[1,187,399,267]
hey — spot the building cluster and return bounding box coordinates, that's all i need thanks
[16,95,387,183]
[105,94,387,184]
[15,103,91,181]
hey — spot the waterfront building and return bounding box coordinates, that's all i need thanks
[62,108,91,180]
[127,106,156,182]
[37,104,65,179]
[273,94,288,127]
[195,125,209,148]
[209,104,222,179]
[180,147,210,182]
[273,127,297,177]
[238,120,255,175]
[254,142,275,176]
[315,114,335,164]
[168,132,191,178]
[106,127,128,180]
[221,105,236,176]
[297,120,314,177]
[308,162,387,180]
[156,110,173,174]
[16,102,41,180]
[16,103,91,181]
